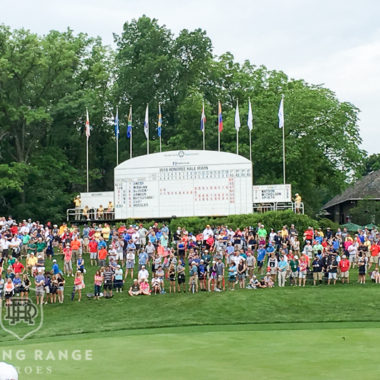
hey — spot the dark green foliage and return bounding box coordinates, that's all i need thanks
[0,18,367,220]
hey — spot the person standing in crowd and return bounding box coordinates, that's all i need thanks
[339,255,351,284]
[94,270,103,300]
[73,195,81,221]
[312,254,323,286]
[327,254,338,285]
[357,252,367,284]
[277,255,288,287]
[103,265,114,298]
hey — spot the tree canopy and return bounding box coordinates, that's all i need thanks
[0,16,367,221]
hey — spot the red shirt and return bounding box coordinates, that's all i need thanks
[12,262,25,274]
[98,248,107,260]
[339,259,350,272]
[10,226,18,235]
[371,244,380,257]
[89,240,98,253]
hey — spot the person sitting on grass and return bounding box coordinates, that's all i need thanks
[128,279,140,296]
[151,275,161,294]
[264,272,274,288]
[139,278,151,295]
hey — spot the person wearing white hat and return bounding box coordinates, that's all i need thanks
[0,362,18,380]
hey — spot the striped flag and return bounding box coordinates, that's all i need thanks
[158,104,162,137]
[278,96,284,128]
[114,107,119,137]
[127,106,132,138]
[247,99,253,131]
[218,101,223,132]
[144,104,149,139]
[235,102,240,131]
[85,108,90,138]
[200,102,206,131]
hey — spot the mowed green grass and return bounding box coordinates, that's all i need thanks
[2,325,380,380]
[2,255,380,379]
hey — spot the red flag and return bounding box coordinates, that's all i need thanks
[218,101,223,132]
[85,109,90,138]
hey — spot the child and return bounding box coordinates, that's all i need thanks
[4,278,14,306]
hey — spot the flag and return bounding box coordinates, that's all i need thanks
[278,96,284,128]
[114,107,119,138]
[247,99,253,131]
[85,109,90,138]
[218,101,223,132]
[127,106,132,138]
[157,104,162,137]
[144,104,149,139]
[235,102,240,131]
[200,102,206,131]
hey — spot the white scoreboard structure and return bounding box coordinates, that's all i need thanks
[252,184,292,203]
[114,150,253,219]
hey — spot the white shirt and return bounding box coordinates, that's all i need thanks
[138,269,149,281]
[202,228,213,239]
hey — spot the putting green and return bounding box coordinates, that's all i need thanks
[2,325,380,379]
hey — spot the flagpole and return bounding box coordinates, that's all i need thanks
[203,127,205,151]
[249,129,252,162]
[236,100,239,155]
[86,107,89,192]
[116,106,119,166]
[218,102,220,152]
[281,95,286,184]
[130,129,133,159]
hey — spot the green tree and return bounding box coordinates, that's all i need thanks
[349,198,380,225]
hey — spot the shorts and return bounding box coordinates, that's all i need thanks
[45,286,50,294]
[340,271,349,278]
[328,272,337,280]
[169,275,176,282]
[126,261,134,269]
[90,252,97,260]
[50,286,57,294]
[131,291,140,296]
[290,272,298,278]
[5,292,13,299]
[114,279,123,288]
[104,281,113,290]
[299,271,307,279]
[349,255,356,263]
[116,252,123,261]
[58,286,64,292]
[229,276,236,282]
[210,273,217,279]
[36,288,45,297]
[178,275,185,284]
[370,256,379,264]
[269,268,277,275]
[198,273,205,280]
[313,272,323,281]
[75,284,83,291]
[238,273,246,280]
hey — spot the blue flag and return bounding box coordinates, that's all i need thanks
[158,104,162,137]
[127,106,132,138]
[114,107,119,137]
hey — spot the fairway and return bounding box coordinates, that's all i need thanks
[2,324,380,379]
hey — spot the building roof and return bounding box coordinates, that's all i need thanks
[323,169,380,209]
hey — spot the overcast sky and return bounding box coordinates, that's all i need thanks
[2,0,379,154]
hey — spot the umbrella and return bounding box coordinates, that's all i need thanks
[364,223,378,230]
[340,222,363,231]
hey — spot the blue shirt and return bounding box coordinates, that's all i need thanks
[257,248,266,261]
[278,260,287,272]
[229,265,237,277]
[138,252,148,265]
[97,240,107,250]
[52,263,60,275]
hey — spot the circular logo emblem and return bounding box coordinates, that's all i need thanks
[178,150,184,158]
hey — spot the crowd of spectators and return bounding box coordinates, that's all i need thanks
[0,215,379,305]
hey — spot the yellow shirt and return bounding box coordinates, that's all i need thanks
[74,198,81,207]
[295,195,302,203]
[102,226,111,240]
[27,256,38,267]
